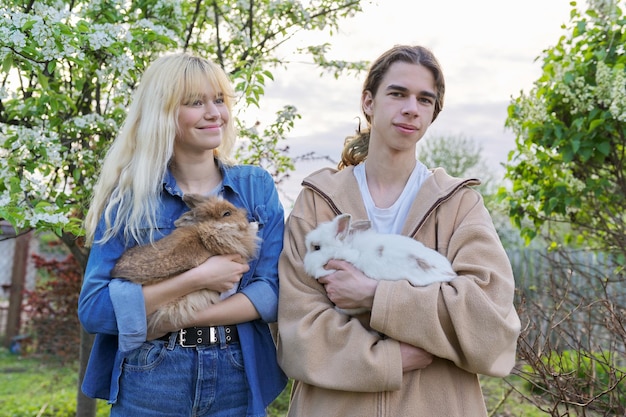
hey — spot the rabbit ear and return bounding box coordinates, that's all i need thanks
[174,210,196,227]
[350,220,372,232]
[335,214,352,241]
[182,193,204,208]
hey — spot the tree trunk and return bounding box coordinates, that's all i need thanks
[69,234,95,417]
[4,231,31,349]
[76,326,97,417]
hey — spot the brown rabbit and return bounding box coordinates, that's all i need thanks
[111,194,260,334]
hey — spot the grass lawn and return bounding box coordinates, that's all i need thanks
[0,348,110,417]
[0,347,545,417]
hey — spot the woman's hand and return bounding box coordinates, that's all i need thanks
[142,254,249,317]
[190,254,250,293]
[317,259,378,312]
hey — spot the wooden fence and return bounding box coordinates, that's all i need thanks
[507,247,625,359]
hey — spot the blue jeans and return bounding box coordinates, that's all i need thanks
[111,332,248,417]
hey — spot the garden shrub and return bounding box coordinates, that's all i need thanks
[22,253,81,361]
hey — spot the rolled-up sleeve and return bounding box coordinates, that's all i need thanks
[109,278,146,352]
[237,171,284,323]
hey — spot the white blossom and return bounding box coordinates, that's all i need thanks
[27,210,70,228]
[595,61,626,122]
[0,191,10,207]
[134,19,179,43]
[87,24,120,50]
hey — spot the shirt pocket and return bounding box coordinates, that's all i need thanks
[131,215,177,247]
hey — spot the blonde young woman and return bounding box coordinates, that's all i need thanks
[277,45,521,416]
[78,53,287,417]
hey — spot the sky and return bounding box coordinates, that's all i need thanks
[244,0,575,204]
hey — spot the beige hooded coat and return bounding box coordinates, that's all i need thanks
[277,166,521,417]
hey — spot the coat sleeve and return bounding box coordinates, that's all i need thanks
[370,189,521,377]
[277,190,404,392]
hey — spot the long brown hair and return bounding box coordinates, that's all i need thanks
[339,45,445,170]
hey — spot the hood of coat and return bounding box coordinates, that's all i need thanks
[301,165,481,236]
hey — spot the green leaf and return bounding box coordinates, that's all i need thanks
[596,141,610,156]
[2,54,13,73]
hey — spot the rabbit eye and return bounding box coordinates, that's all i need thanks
[313,245,321,251]
[222,210,232,217]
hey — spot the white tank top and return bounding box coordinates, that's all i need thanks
[353,161,431,234]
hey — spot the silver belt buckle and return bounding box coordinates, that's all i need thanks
[178,327,218,347]
[178,328,195,347]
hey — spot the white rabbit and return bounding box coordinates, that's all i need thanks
[303,213,456,314]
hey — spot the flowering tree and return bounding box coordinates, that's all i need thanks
[0,2,367,415]
[499,0,625,252]
[0,0,366,265]
[499,1,626,414]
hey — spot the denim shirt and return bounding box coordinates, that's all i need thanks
[78,162,288,415]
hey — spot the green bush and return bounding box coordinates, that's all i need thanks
[22,253,82,361]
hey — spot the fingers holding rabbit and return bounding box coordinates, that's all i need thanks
[317,259,379,313]
[189,253,250,294]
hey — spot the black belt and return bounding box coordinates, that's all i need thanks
[159,325,239,347]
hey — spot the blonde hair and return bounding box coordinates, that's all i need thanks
[339,45,445,169]
[84,52,237,246]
